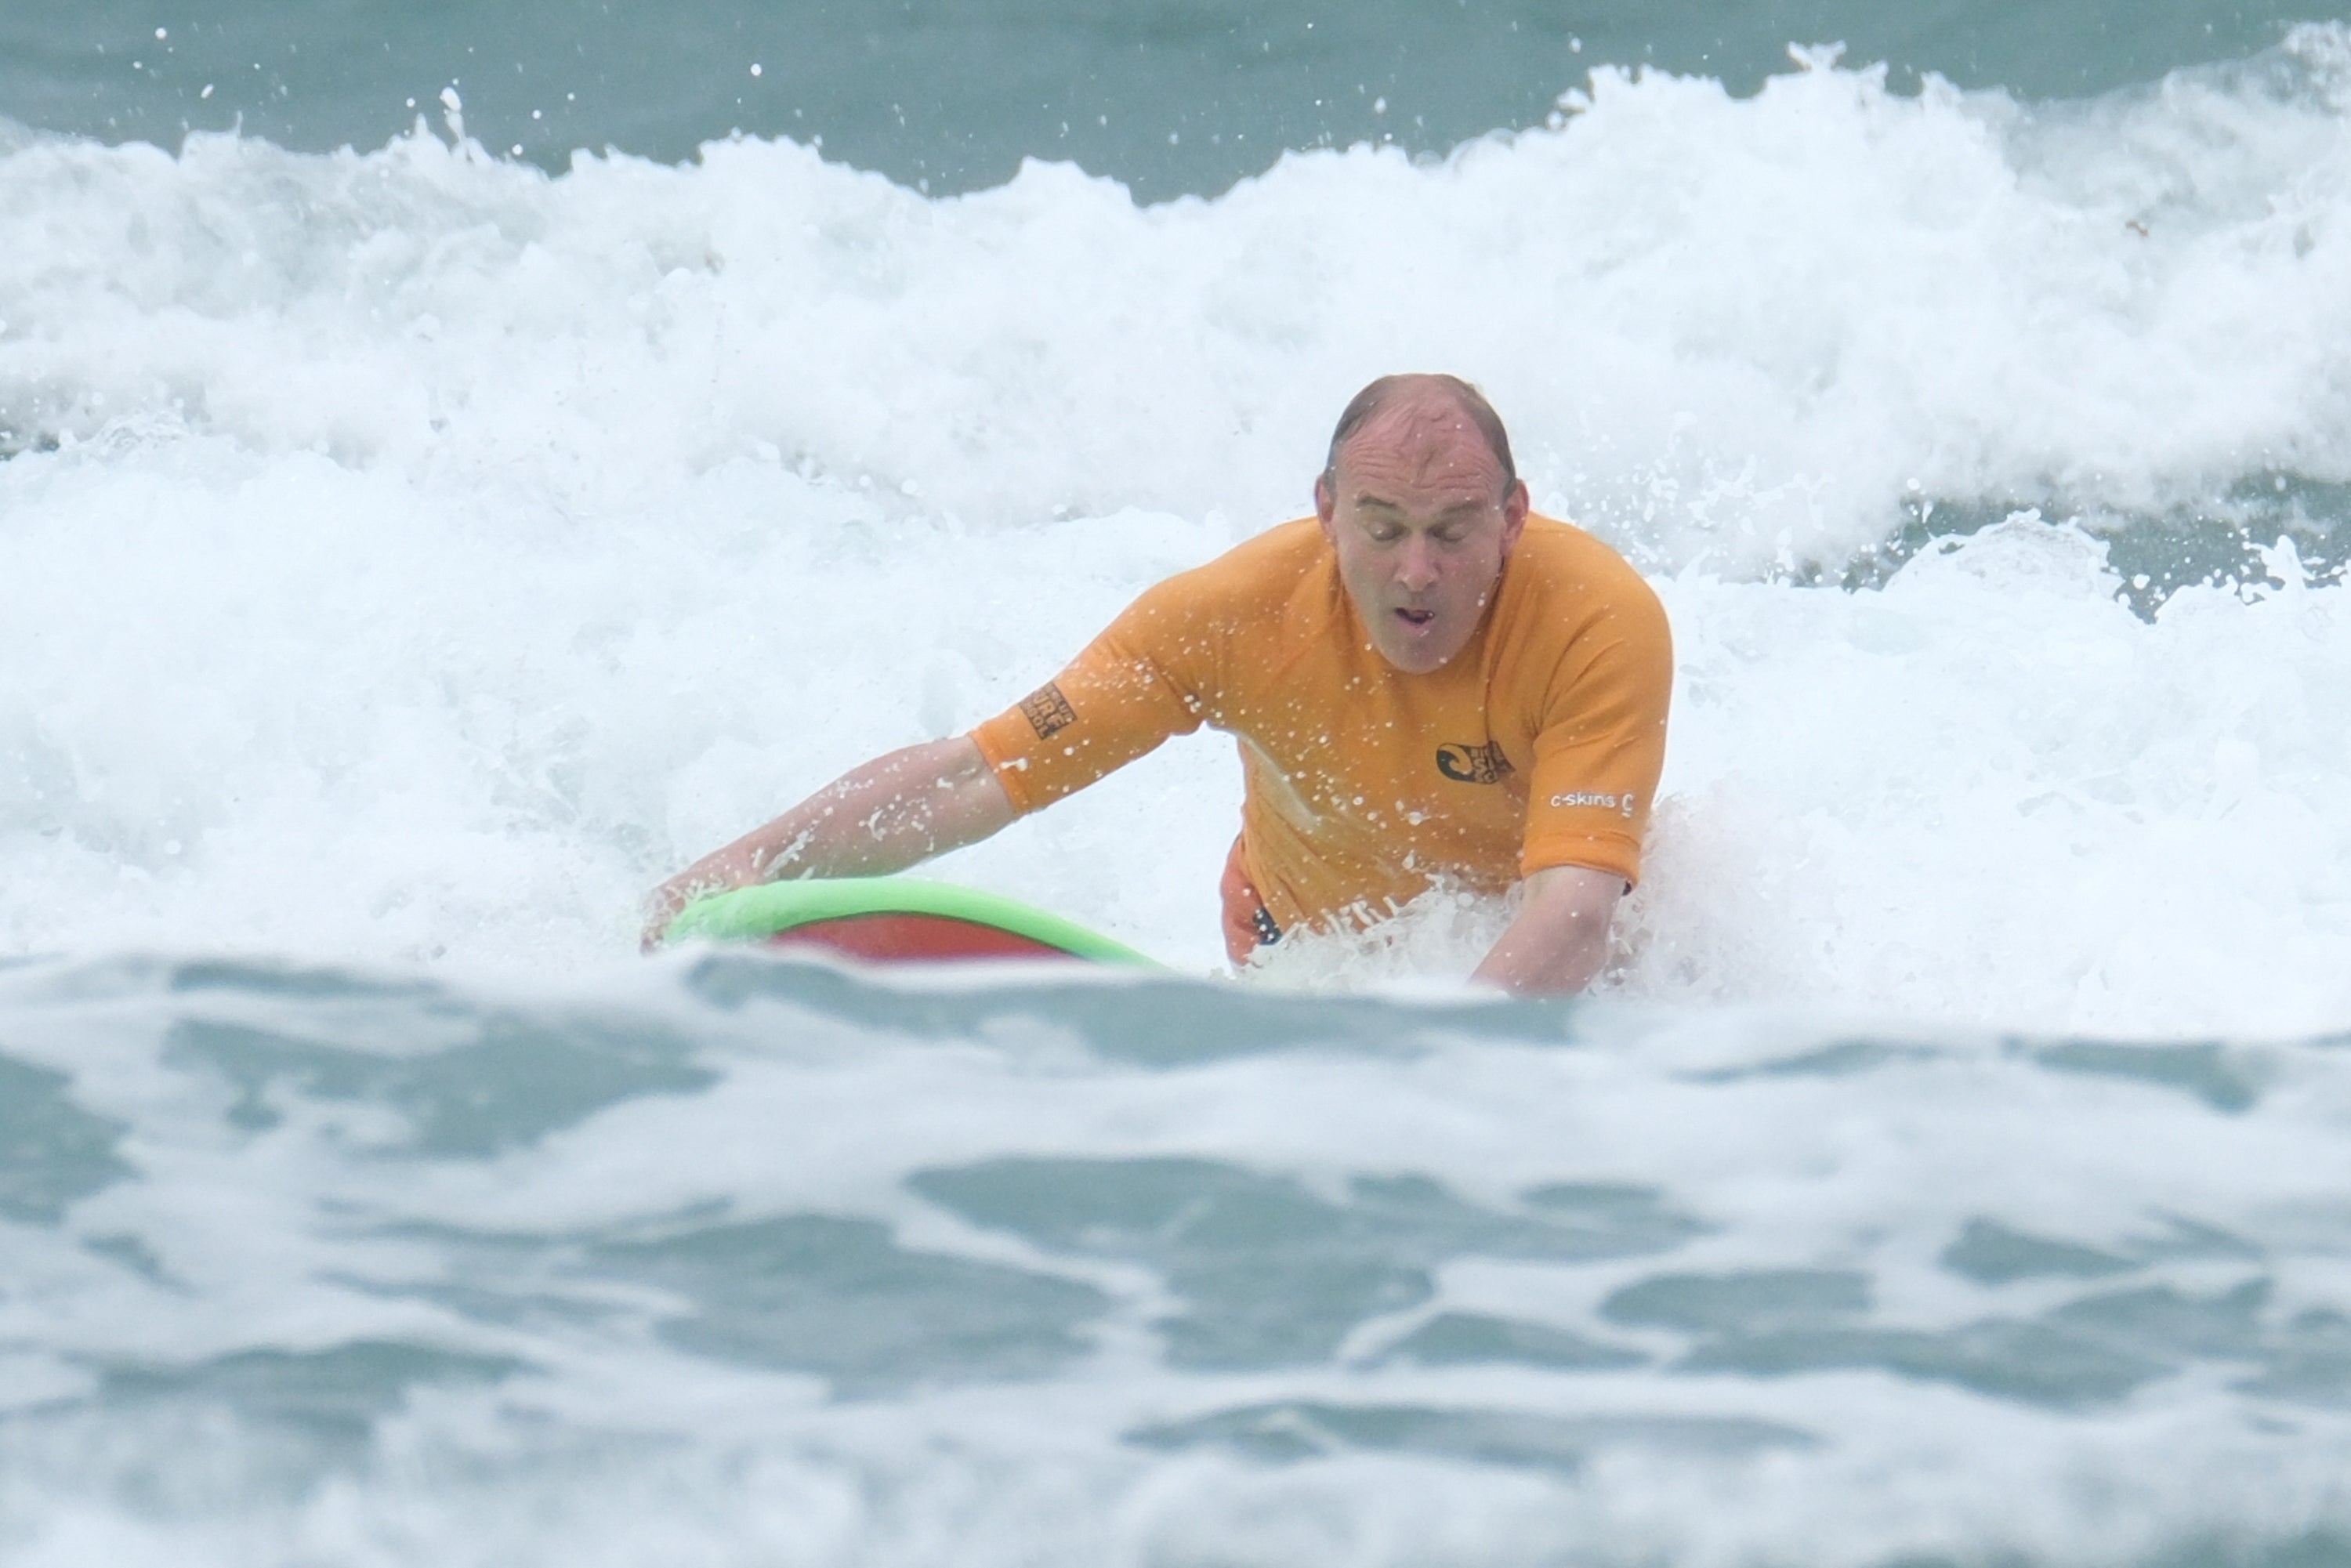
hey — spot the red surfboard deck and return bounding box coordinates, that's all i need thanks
[666,878,1159,966]
[765,911,1078,963]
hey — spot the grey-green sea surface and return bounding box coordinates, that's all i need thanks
[0,0,2324,199]
[4,953,2351,1564]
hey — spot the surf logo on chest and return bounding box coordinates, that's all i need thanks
[1435,739,1514,784]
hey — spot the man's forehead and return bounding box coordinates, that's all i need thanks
[1339,408,1505,487]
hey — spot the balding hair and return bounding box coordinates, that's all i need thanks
[1321,374,1518,494]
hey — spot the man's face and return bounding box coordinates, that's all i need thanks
[1315,401,1530,675]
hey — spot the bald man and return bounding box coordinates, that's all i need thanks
[646,375,1673,992]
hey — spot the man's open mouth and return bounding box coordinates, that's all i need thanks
[1395,607,1435,625]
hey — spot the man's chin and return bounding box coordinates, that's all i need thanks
[1373,628,1459,674]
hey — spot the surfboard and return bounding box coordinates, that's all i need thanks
[661,877,1160,966]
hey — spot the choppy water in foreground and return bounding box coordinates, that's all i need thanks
[7,952,2351,1566]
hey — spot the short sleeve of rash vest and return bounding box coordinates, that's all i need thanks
[1517,592,1675,885]
[969,578,1218,815]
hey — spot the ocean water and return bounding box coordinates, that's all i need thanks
[0,0,2316,199]
[8,1,2351,1562]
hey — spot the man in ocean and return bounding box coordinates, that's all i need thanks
[644,373,1673,992]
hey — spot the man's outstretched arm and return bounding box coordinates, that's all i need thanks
[642,736,1014,948]
[1469,864,1625,994]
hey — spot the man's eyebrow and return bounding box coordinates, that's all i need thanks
[1353,495,1491,521]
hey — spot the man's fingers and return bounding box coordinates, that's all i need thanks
[639,878,694,952]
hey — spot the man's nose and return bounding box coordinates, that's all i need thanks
[1396,534,1440,592]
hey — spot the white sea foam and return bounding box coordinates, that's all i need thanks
[4,34,2351,1031]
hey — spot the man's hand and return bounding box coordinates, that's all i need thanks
[1469,864,1625,994]
[641,736,1015,949]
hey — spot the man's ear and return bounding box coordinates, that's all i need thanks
[1314,471,1339,541]
[1499,478,1530,556]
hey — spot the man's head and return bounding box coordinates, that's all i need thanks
[1314,373,1531,675]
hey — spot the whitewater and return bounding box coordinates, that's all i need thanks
[7,27,2351,1567]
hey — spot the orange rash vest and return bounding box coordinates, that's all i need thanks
[969,515,1673,936]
